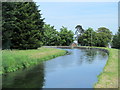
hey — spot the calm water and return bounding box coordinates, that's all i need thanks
[2,48,108,88]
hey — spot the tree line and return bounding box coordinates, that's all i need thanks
[76,25,120,49]
[2,2,119,49]
[77,26,112,47]
[42,25,74,46]
[2,2,74,49]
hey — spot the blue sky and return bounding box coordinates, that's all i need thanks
[36,2,118,34]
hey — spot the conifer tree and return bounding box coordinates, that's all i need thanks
[2,2,16,49]
[2,2,44,49]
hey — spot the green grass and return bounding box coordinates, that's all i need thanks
[1,47,67,74]
[94,47,118,88]
[1,46,119,88]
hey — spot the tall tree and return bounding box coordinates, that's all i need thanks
[2,2,15,49]
[78,27,112,47]
[59,26,74,46]
[75,25,84,44]
[42,24,60,46]
[78,28,96,46]
[75,25,84,35]
[2,2,44,49]
[96,27,112,47]
[112,27,120,49]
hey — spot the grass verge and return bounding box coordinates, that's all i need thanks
[1,47,67,74]
[94,47,118,88]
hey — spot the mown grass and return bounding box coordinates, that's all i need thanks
[94,47,118,88]
[1,47,67,74]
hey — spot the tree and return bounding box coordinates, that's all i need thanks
[42,24,60,46]
[112,27,120,49]
[59,26,74,46]
[75,25,84,44]
[42,25,74,46]
[78,28,96,46]
[2,2,44,49]
[78,27,112,47]
[96,27,112,47]
[75,25,84,35]
[2,2,15,49]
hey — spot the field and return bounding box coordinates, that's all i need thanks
[94,48,118,88]
[1,47,67,74]
[1,46,119,88]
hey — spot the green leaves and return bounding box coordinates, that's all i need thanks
[112,27,120,49]
[42,25,74,46]
[2,2,44,49]
[78,27,112,47]
[59,26,74,46]
[42,24,59,46]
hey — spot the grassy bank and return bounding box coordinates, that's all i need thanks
[94,47,118,88]
[2,47,67,74]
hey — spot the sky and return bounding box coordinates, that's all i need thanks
[34,0,119,2]
[35,2,118,34]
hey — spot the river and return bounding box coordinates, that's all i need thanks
[2,48,108,88]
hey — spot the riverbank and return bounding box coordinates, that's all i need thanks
[43,46,118,88]
[2,46,118,88]
[2,47,67,74]
[76,46,118,88]
[94,47,118,88]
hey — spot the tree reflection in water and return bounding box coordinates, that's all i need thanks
[2,63,45,88]
[2,48,108,88]
[84,49,97,64]
[79,49,107,64]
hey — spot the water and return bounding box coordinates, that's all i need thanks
[2,48,108,88]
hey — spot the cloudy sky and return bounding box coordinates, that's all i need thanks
[35,2,118,34]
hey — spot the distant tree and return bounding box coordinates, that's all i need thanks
[78,28,96,46]
[75,25,84,43]
[78,27,112,47]
[96,27,112,47]
[112,27,120,49]
[59,26,74,46]
[2,2,44,49]
[42,24,60,46]
[75,25,84,35]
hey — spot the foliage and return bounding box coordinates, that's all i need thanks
[96,27,112,47]
[78,27,112,47]
[2,2,74,49]
[112,27,120,49]
[78,28,96,46]
[2,47,67,74]
[75,25,84,35]
[59,26,74,46]
[42,24,60,46]
[42,25,74,46]
[2,2,44,49]
[2,2,15,49]
[75,25,84,42]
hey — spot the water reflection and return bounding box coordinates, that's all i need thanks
[2,48,108,88]
[43,49,108,88]
[78,49,107,64]
[84,49,98,64]
[2,63,44,88]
